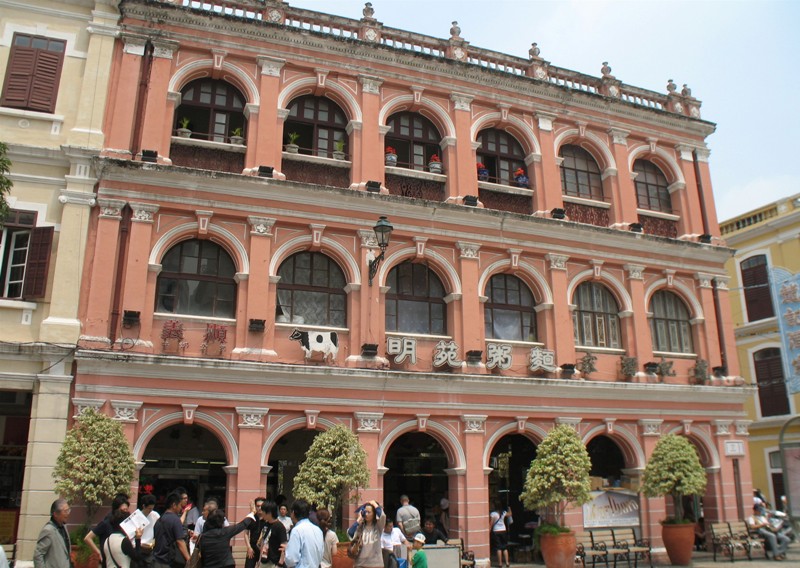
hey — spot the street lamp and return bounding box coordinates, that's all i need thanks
[368,216,393,286]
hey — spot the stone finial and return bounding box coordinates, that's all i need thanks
[667,79,677,94]
[450,21,461,39]
[601,61,612,77]
[529,42,541,59]
[362,2,374,19]
[681,83,692,97]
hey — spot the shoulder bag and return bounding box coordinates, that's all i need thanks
[185,536,202,568]
[347,526,363,559]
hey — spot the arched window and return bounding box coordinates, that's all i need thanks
[633,159,672,213]
[156,239,237,318]
[175,79,246,143]
[484,274,537,341]
[385,112,442,171]
[754,348,790,417]
[572,281,621,348]
[284,95,348,158]
[476,129,526,186]
[559,144,603,200]
[385,261,446,335]
[649,290,694,353]
[276,252,346,327]
[741,255,775,322]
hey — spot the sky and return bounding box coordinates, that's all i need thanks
[287,0,799,221]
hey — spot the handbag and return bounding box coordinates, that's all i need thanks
[347,526,363,559]
[185,537,202,568]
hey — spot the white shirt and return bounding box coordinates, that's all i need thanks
[278,515,293,532]
[381,527,406,550]
[141,510,160,546]
[490,510,508,532]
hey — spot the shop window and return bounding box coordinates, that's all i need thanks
[284,95,348,158]
[174,79,246,143]
[155,239,237,318]
[385,261,446,335]
[649,290,694,353]
[476,129,526,186]
[741,255,775,322]
[0,210,53,299]
[276,251,346,327]
[572,281,621,348]
[1,33,66,113]
[385,112,442,171]
[484,274,537,341]
[560,144,603,200]
[754,348,790,417]
[633,159,672,213]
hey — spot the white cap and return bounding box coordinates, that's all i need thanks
[414,533,426,544]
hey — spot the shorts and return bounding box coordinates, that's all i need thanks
[491,530,509,550]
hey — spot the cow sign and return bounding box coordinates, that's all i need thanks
[289,328,339,363]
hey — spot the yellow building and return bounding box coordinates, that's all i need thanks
[722,193,800,510]
[0,0,120,560]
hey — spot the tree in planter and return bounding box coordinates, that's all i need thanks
[53,408,135,522]
[521,423,592,526]
[293,423,370,529]
[641,433,706,522]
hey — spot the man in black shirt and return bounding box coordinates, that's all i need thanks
[257,501,287,568]
[154,492,189,568]
[85,494,130,567]
[244,497,266,568]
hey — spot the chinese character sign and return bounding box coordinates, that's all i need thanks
[770,268,800,394]
[433,340,462,368]
[386,336,417,364]
[486,343,513,370]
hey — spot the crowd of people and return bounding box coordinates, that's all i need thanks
[32,492,435,568]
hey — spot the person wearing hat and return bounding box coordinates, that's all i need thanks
[410,534,427,568]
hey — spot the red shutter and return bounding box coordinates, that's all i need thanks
[22,226,53,299]
[28,50,63,113]
[0,46,35,108]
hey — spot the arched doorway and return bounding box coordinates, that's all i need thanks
[384,433,449,521]
[140,424,227,512]
[489,434,537,540]
[267,429,320,504]
[587,435,626,486]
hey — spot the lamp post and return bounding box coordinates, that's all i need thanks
[368,216,393,286]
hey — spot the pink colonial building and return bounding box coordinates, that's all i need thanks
[73,0,750,562]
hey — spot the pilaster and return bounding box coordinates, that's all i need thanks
[354,75,384,189]
[119,203,159,345]
[533,113,562,215]
[545,254,574,363]
[237,217,277,360]
[234,408,268,517]
[104,34,146,157]
[623,264,653,367]
[450,93,477,200]
[461,415,488,559]
[456,243,483,370]
[252,56,285,175]
[607,129,638,227]
[139,39,179,162]
[355,413,384,501]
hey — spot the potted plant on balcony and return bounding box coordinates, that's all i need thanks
[385,145,398,166]
[177,117,192,138]
[642,433,707,566]
[521,423,591,568]
[333,139,346,160]
[428,154,442,174]
[513,167,530,188]
[285,131,301,153]
[476,162,489,181]
[229,127,244,145]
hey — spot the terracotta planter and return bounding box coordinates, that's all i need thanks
[661,522,695,566]
[70,547,100,568]
[332,542,354,568]
[539,531,576,568]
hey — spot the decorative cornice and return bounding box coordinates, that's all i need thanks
[236,407,268,428]
[72,398,104,417]
[248,216,276,236]
[110,400,142,423]
[130,202,159,223]
[545,253,569,270]
[638,419,663,436]
[60,190,97,207]
[355,412,383,432]
[462,414,487,433]
[450,93,473,111]
[97,197,125,218]
[456,241,480,259]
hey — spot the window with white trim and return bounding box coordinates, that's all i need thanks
[572,281,621,348]
[276,251,347,327]
[0,209,53,299]
[484,274,537,341]
[649,290,694,353]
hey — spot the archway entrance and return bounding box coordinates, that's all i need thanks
[140,424,227,511]
[384,433,449,521]
[267,429,320,503]
[489,434,537,540]
[587,435,626,486]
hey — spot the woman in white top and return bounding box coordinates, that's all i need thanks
[316,508,339,568]
[489,499,512,568]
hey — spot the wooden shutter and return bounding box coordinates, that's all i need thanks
[28,50,63,113]
[742,256,775,321]
[22,226,53,299]
[1,41,64,113]
[755,350,790,417]
[0,46,35,108]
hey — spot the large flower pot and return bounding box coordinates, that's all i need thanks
[70,547,100,568]
[661,522,695,566]
[539,531,576,568]
[332,542,354,568]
